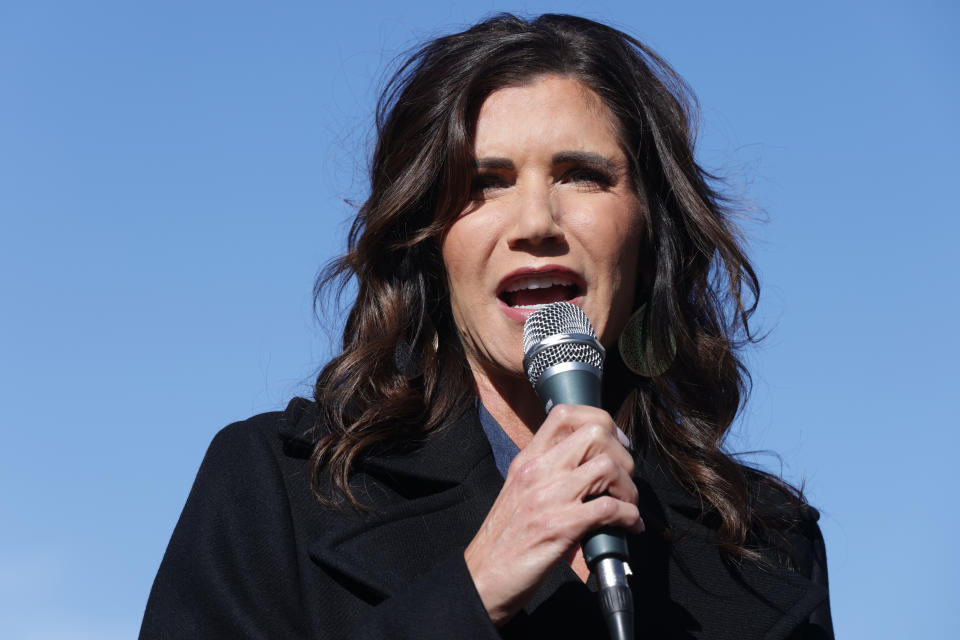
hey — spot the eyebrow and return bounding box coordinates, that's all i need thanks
[475,157,515,170]
[551,151,621,172]
[473,151,622,172]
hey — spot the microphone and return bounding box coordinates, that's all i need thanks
[522,301,634,640]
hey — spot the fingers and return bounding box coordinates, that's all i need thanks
[503,404,641,532]
[533,494,644,546]
[511,404,634,480]
[568,451,638,505]
[542,451,642,535]
[579,495,645,535]
[521,404,616,455]
[549,419,635,478]
[465,405,643,625]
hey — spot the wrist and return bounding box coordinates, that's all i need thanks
[463,544,513,626]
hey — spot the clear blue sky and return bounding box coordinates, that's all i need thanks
[1,1,956,637]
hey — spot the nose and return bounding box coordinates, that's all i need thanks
[506,181,565,251]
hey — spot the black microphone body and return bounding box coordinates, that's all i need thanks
[523,302,634,640]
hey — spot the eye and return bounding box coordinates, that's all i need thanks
[470,173,511,199]
[561,166,615,190]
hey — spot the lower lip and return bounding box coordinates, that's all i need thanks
[497,296,584,323]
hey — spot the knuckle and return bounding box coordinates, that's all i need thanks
[594,496,618,520]
[585,423,607,444]
[513,458,540,486]
[594,454,617,476]
[552,404,573,422]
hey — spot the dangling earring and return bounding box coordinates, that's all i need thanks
[618,303,676,377]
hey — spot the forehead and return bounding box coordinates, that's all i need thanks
[473,75,622,156]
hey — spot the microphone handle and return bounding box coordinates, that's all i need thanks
[535,364,635,640]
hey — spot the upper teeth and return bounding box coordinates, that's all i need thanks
[504,276,574,292]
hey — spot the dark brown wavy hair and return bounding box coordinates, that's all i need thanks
[311,13,806,560]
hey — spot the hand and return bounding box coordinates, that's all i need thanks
[464,404,644,626]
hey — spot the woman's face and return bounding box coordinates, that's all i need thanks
[441,74,645,383]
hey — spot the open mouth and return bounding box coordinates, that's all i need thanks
[498,275,582,309]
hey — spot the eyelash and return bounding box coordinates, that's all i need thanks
[471,174,509,193]
[562,167,614,188]
[470,167,615,197]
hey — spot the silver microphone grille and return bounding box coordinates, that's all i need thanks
[522,302,604,386]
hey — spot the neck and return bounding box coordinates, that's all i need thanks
[470,366,545,450]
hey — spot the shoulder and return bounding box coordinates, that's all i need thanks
[202,397,317,467]
[746,467,819,523]
[141,399,320,638]
[205,407,284,461]
[742,467,827,576]
[180,397,322,520]
[744,470,834,636]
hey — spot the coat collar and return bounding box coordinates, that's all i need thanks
[279,398,828,638]
[279,399,504,601]
[632,447,830,639]
[279,397,495,490]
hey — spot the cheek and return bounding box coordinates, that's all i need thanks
[613,221,642,281]
[442,210,504,286]
[594,206,644,334]
[441,225,472,292]
[441,219,492,329]
[442,261,473,335]
[589,205,643,283]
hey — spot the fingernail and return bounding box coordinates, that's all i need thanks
[616,427,631,447]
[634,517,646,534]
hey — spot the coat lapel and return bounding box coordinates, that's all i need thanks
[297,407,504,602]
[634,451,830,640]
[279,398,828,638]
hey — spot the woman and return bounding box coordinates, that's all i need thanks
[141,13,833,639]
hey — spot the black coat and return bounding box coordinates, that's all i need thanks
[140,398,833,639]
